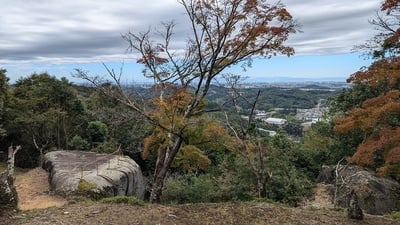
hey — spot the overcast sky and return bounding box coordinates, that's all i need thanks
[0,0,381,83]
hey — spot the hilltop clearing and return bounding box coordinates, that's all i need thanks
[0,166,398,225]
[3,201,399,225]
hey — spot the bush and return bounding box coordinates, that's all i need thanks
[68,135,89,150]
[163,173,219,204]
[88,121,108,143]
[76,179,104,200]
[267,165,313,206]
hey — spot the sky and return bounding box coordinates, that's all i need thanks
[0,0,382,84]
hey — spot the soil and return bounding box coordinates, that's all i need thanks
[301,183,334,209]
[1,168,399,225]
[14,167,67,210]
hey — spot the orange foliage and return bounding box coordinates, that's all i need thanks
[334,56,400,175]
[347,57,400,86]
[381,0,400,13]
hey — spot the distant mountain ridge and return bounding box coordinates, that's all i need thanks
[244,76,347,83]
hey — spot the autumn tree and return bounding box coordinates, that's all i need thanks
[334,58,400,178]
[76,0,298,202]
[358,0,400,58]
[334,0,400,179]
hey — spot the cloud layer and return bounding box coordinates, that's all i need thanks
[0,0,380,65]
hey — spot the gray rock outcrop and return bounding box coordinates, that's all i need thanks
[42,150,145,199]
[318,165,400,215]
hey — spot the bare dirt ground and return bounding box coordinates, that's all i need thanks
[301,183,334,209]
[2,168,399,225]
[14,167,67,210]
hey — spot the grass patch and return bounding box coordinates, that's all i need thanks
[386,211,400,219]
[98,196,146,206]
[0,162,6,172]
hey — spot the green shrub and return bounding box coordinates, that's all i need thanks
[163,173,219,204]
[386,211,400,219]
[88,121,108,143]
[95,141,118,154]
[76,179,104,200]
[68,135,89,150]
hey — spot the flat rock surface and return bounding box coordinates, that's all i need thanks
[43,150,145,199]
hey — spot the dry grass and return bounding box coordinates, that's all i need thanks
[2,201,399,225]
[1,166,399,225]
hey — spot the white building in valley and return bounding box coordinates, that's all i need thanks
[262,117,287,126]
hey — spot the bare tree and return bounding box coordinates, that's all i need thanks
[7,145,21,179]
[76,0,298,203]
[223,74,272,198]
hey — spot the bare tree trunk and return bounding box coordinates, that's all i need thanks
[257,176,267,198]
[0,145,21,212]
[7,145,21,179]
[150,135,184,203]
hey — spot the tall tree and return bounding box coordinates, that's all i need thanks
[334,59,400,178]
[8,73,86,165]
[0,69,9,138]
[77,0,298,202]
[334,0,400,179]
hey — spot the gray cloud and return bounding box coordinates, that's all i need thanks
[0,0,381,65]
[285,0,380,54]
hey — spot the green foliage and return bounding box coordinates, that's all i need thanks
[68,135,89,150]
[329,83,382,115]
[163,173,220,204]
[265,135,314,205]
[0,69,10,138]
[3,73,88,167]
[94,141,119,154]
[206,85,339,111]
[76,179,104,200]
[214,156,257,201]
[386,211,400,219]
[87,121,108,144]
[297,121,362,180]
[84,89,149,152]
[98,196,145,206]
[172,145,211,172]
[267,163,313,206]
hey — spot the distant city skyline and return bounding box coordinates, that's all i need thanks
[0,0,379,83]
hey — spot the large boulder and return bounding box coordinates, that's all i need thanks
[43,150,145,200]
[317,165,400,215]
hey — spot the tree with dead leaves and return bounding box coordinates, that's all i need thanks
[76,0,298,203]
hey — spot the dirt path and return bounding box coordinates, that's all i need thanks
[14,167,67,210]
[302,183,334,209]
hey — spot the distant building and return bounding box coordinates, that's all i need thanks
[257,128,277,136]
[263,117,287,126]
